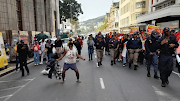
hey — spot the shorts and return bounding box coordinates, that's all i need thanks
[63,63,77,70]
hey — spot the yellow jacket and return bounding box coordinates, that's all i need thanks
[14,45,19,56]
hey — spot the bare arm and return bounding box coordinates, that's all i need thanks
[77,55,85,61]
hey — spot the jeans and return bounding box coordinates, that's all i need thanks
[16,56,19,71]
[48,53,52,61]
[123,51,127,64]
[146,52,158,73]
[34,52,39,64]
[88,47,93,59]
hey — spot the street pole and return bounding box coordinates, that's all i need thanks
[55,0,58,36]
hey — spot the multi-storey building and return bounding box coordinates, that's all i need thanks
[119,0,149,33]
[109,2,119,33]
[0,0,59,46]
[137,0,180,33]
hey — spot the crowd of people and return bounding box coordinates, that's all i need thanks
[87,27,180,87]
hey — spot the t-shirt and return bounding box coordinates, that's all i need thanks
[64,47,78,64]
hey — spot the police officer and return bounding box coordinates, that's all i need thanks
[158,27,179,87]
[105,34,110,55]
[145,30,159,79]
[109,35,119,66]
[127,31,142,70]
[95,36,105,66]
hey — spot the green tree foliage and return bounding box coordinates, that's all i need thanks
[59,0,83,23]
[96,18,108,32]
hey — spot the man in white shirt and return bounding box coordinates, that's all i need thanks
[57,43,85,84]
[40,39,48,64]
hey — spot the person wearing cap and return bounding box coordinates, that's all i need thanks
[67,38,73,46]
[157,27,179,87]
[127,31,142,70]
[145,30,160,79]
[109,35,119,65]
[94,35,105,66]
[17,40,30,77]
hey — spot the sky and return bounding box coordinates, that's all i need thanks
[76,0,119,22]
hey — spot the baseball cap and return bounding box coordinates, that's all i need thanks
[163,27,170,32]
[20,40,24,43]
[133,31,139,35]
[151,30,159,38]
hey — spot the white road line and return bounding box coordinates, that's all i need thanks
[152,86,179,101]
[0,85,24,91]
[100,78,105,89]
[0,95,12,99]
[3,77,36,101]
[172,71,180,77]
[0,78,34,83]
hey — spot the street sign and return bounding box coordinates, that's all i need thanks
[130,27,139,34]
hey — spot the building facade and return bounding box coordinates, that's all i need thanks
[119,0,149,33]
[0,0,59,44]
[137,0,180,33]
[109,2,119,33]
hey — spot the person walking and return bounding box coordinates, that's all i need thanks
[109,35,119,66]
[87,37,94,61]
[105,34,110,55]
[46,40,53,61]
[55,36,63,57]
[73,37,82,61]
[17,40,30,77]
[77,35,83,48]
[94,36,105,66]
[56,43,85,84]
[127,31,142,70]
[32,40,40,66]
[145,30,160,79]
[121,34,128,67]
[14,42,19,71]
[40,38,48,64]
[157,27,179,87]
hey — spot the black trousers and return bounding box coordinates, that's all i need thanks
[19,59,29,76]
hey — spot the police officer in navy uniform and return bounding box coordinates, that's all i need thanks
[145,30,159,79]
[157,27,179,87]
[127,31,142,70]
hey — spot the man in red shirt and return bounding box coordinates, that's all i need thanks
[77,35,83,47]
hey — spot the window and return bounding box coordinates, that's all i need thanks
[136,1,146,9]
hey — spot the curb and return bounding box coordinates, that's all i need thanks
[0,60,34,78]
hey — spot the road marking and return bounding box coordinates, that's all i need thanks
[152,86,179,101]
[0,95,12,99]
[172,71,180,78]
[100,78,105,89]
[0,78,35,83]
[0,85,24,91]
[3,77,36,101]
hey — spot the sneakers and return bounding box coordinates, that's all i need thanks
[39,62,43,65]
[161,83,166,87]
[123,64,126,67]
[154,74,159,79]
[34,64,37,66]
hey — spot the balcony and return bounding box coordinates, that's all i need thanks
[137,5,180,23]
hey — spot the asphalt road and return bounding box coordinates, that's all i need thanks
[0,40,180,101]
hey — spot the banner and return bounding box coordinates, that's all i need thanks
[146,25,159,34]
[130,27,139,34]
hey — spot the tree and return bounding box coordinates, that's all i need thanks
[59,0,83,23]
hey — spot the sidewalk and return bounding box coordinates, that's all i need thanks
[0,58,34,78]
